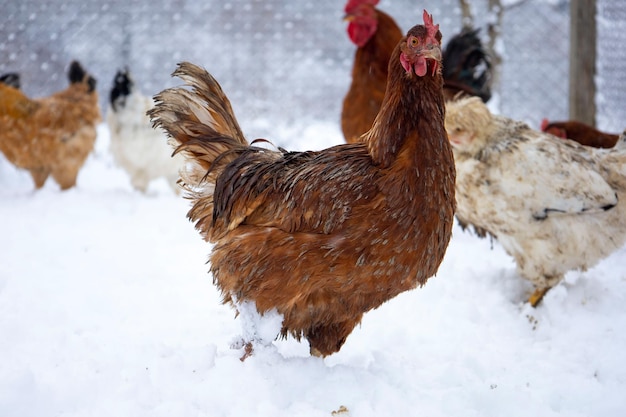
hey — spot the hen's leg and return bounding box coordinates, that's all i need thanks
[29,168,50,189]
[130,173,149,193]
[529,287,549,307]
[310,347,324,358]
[306,319,360,357]
[51,166,79,190]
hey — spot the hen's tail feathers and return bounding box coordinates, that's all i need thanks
[616,130,626,150]
[602,130,626,189]
[68,60,97,93]
[110,69,133,111]
[442,28,492,103]
[0,72,20,89]
[149,62,248,191]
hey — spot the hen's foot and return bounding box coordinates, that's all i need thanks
[239,341,254,362]
[310,347,324,358]
[529,287,549,307]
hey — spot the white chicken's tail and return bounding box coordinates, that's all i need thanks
[615,130,626,150]
[600,129,626,190]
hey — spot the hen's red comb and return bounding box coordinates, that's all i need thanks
[344,0,379,13]
[423,10,439,38]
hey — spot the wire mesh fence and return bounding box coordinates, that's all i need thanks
[597,0,626,132]
[1,0,623,143]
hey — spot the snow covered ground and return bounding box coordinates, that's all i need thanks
[1,123,625,416]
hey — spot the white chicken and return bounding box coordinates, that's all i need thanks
[445,97,626,306]
[107,69,183,194]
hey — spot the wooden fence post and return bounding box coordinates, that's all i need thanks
[569,0,597,126]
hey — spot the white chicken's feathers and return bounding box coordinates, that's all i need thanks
[107,76,183,194]
[475,123,617,219]
[446,97,626,291]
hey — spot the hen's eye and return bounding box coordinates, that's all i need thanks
[409,37,420,47]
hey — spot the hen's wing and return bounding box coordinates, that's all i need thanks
[479,127,617,220]
[194,143,380,240]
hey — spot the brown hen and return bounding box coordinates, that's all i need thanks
[540,119,619,149]
[341,0,402,144]
[150,11,455,357]
[0,61,101,190]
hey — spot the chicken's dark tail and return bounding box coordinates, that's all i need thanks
[109,69,133,112]
[0,72,20,89]
[442,28,492,103]
[149,62,249,191]
[68,60,97,93]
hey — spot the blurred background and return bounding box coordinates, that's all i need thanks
[2,0,624,145]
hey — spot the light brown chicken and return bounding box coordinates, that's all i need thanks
[0,61,101,190]
[150,11,455,357]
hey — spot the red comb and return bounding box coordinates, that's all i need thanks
[540,118,549,131]
[344,0,379,13]
[423,10,439,38]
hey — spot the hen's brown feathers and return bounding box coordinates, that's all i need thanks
[541,119,619,149]
[151,18,455,356]
[212,144,379,236]
[165,63,245,144]
[151,63,247,179]
[0,83,40,118]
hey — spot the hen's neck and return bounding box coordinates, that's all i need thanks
[365,52,446,167]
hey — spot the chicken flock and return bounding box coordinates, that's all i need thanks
[2,0,625,358]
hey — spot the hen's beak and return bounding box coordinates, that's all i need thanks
[423,45,442,76]
[421,44,442,62]
[343,14,355,22]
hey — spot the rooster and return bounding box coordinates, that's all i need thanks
[341,0,402,144]
[541,118,619,149]
[341,0,491,143]
[150,11,455,357]
[107,69,182,193]
[445,97,626,307]
[0,61,100,190]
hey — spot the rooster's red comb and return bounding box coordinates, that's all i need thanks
[423,10,439,39]
[344,0,379,13]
